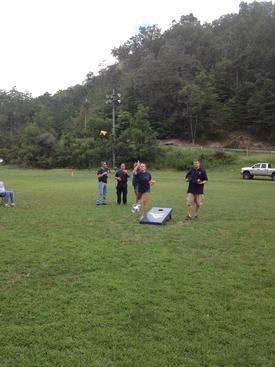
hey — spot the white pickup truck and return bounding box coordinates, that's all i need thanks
[241,163,275,180]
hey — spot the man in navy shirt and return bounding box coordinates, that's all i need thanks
[185,160,208,220]
[115,163,130,204]
[96,161,109,205]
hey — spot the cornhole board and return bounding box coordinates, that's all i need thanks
[140,207,173,225]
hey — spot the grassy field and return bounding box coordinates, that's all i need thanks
[0,167,274,367]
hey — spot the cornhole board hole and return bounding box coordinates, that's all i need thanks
[140,207,173,225]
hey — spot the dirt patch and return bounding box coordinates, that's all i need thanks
[160,139,193,147]
[222,132,272,149]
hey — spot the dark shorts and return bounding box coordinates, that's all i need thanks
[138,188,150,194]
[133,184,139,193]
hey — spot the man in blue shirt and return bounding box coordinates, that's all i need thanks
[185,160,208,220]
[115,163,130,204]
[96,161,109,205]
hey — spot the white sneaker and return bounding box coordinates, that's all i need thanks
[4,204,8,208]
[131,204,141,214]
[131,204,138,214]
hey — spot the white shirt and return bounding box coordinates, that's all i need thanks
[0,181,6,193]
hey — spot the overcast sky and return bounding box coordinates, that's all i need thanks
[1,0,247,97]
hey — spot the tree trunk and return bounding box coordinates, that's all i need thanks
[189,115,198,145]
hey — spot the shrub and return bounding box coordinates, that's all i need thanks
[158,147,237,170]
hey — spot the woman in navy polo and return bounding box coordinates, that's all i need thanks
[132,162,152,217]
[132,161,140,204]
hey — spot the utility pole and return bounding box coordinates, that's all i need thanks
[106,90,121,169]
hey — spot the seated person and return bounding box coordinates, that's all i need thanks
[0,181,15,207]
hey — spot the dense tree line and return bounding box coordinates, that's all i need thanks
[0,1,274,168]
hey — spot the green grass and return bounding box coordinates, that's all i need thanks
[0,167,274,367]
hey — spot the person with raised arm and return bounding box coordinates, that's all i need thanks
[132,162,152,219]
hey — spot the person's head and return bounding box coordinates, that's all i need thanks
[101,161,107,168]
[120,163,126,170]
[193,160,201,169]
[140,163,147,172]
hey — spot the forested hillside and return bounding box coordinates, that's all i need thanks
[0,1,274,167]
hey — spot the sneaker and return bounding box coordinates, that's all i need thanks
[4,204,8,208]
[11,203,15,207]
[194,215,199,220]
[185,215,192,220]
[131,204,140,214]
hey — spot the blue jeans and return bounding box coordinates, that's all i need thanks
[1,191,15,205]
[97,182,107,204]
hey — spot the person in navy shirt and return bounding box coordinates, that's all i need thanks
[115,163,130,205]
[185,159,208,220]
[132,161,140,204]
[132,162,152,217]
[96,161,109,205]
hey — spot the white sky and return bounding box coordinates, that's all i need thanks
[0,0,246,97]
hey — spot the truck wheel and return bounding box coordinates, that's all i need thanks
[272,173,275,181]
[243,172,251,180]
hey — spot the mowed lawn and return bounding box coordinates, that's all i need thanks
[0,167,274,367]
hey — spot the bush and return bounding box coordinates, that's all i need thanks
[157,147,237,170]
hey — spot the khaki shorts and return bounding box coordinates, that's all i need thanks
[187,193,204,206]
